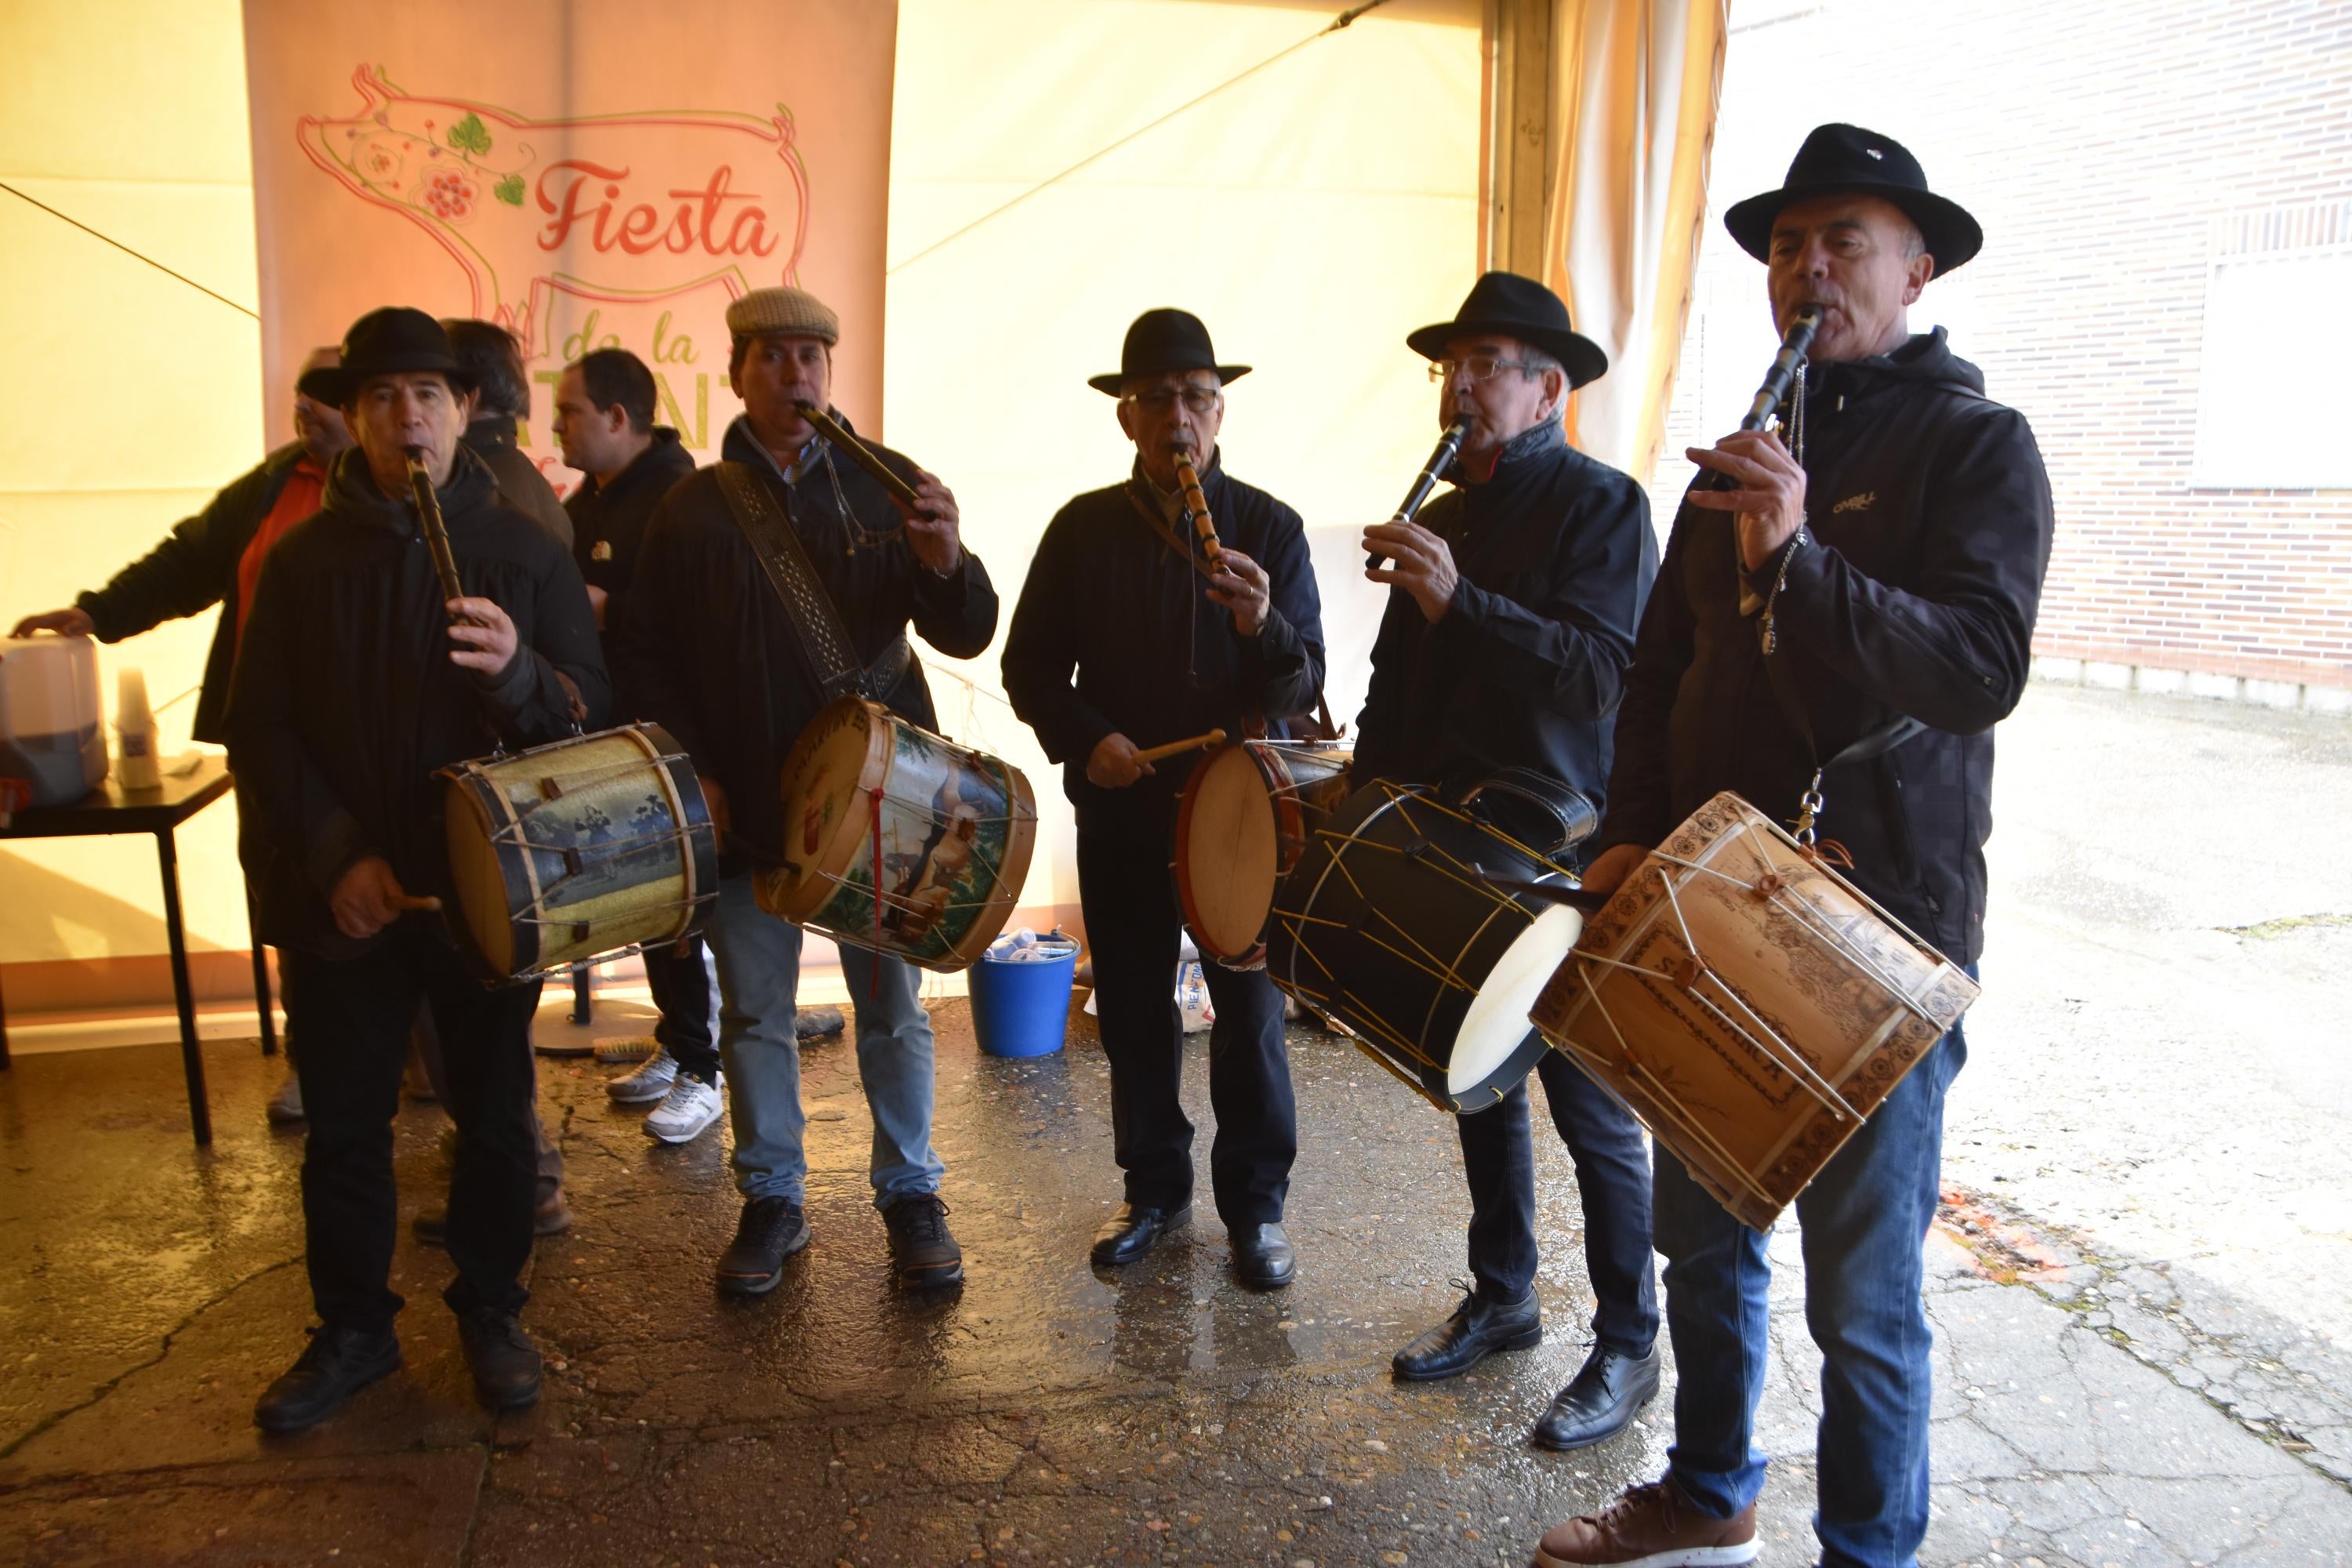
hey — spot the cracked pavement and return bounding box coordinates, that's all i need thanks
[2,681,2349,1566]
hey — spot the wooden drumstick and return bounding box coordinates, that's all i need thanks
[394,895,444,913]
[1132,729,1226,766]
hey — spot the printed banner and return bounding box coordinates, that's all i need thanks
[242,0,898,492]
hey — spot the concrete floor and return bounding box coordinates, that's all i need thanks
[2,681,2350,1567]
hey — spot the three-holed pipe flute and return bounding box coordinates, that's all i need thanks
[1171,441,1221,565]
[405,448,473,624]
[791,399,926,511]
[1365,421,1468,571]
[1699,304,1822,492]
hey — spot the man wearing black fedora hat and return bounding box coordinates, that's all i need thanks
[1534,126,2053,1568]
[1352,272,1662,1454]
[228,305,608,1432]
[1003,308,1325,1287]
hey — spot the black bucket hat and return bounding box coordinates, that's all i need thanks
[309,307,478,405]
[1724,124,1983,274]
[1089,308,1250,395]
[1406,272,1609,390]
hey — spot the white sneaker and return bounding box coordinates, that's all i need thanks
[607,1050,679,1104]
[265,1070,305,1124]
[593,1033,661,1064]
[644,1073,724,1144]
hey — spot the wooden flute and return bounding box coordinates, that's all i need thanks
[1171,442,1222,564]
[792,399,924,510]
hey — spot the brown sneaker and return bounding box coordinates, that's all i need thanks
[1531,1481,1757,1568]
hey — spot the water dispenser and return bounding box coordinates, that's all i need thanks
[0,633,109,807]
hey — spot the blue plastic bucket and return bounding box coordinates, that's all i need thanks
[969,946,1079,1058]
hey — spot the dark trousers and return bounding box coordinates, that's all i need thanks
[1458,1048,1659,1356]
[284,929,543,1335]
[644,933,720,1082]
[408,1002,563,1203]
[1078,824,1297,1227]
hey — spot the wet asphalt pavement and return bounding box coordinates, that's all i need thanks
[3,681,2350,1566]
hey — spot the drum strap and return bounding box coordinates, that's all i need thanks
[1759,648,1923,847]
[715,462,911,702]
[1123,483,1218,582]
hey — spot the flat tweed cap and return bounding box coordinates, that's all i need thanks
[726,286,839,344]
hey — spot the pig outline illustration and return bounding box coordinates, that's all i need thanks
[295,65,811,350]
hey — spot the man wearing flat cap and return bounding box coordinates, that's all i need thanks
[1532,126,2054,1568]
[1002,308,1325,1288]
[227,306,608,1432]
[612,284,996,1298]
[1352,273,1662,1455]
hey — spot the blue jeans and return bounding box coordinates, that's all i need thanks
[1655,1018,1969,1568]
[703,870,945,1207]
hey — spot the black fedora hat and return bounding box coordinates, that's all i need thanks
[1724,124,1983,273]
[1406,272,1609,390]
[1088,308,1250,395]
[309,307,477,405]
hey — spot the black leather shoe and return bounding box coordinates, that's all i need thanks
[1532,1341,1663,1450]
[456,1308,543,1411]
[717,1196,811,1296]
[254,1325,401,1432]
[1391,1287,1541,1381]
[1230,1222,1296,1289]
[882,1192,964,1290]
[1090,1202,1192,1266]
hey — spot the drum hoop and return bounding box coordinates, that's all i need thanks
[511,891,714,928]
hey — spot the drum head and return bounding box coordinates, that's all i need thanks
[774,699,884,921]
[1181,746,1280,960]
[1449,902,1584,1098]
[444,778,517,976]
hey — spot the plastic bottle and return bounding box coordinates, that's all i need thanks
[115,666,162,790]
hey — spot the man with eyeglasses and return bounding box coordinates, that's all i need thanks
[1354,273,1663,1455]
[1003,309,1325,1289]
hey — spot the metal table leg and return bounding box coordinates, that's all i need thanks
[246,885,277,1058]
[157,829,212,1146]
[570,963,593,1025]
[1,953,12,1069]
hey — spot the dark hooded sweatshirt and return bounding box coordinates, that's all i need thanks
[227,445,609,959]
[1352,418,1657,819]
[564,425,697,650]
[608,415,999,870]
[1000,451,1326,833]
[1597,328,2055,967]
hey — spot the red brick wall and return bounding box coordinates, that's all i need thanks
[1638,0,2352,691]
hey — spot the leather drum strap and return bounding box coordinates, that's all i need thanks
[715,461,909,702]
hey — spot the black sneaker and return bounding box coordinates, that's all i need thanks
[882,1192,964,1290]
[456,1308,543,1411]
[716,1196,811,1296]
[254,1325,401,1432]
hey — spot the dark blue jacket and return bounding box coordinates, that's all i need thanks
[1353,419,1657,829]
[1002,451,1325,832]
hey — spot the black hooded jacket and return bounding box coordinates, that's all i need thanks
[608,416,999,869]
[1352,419,1657,820]
[227,445,609,958]
[1598,328,2055,966]
[564,426,697,647]
[1000,451,1326,832]
[464,412,574,549]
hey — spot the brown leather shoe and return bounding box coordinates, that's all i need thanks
[1530,1480,1757,1568]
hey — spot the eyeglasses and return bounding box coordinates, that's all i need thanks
[1120,387,1223,415]
[1429,356,1539,384]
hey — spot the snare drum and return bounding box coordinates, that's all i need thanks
[1173,740,1352,967]
[1530,791,1980,1230]
[1266,779,1588,1112]
[441,724,717,983]
[758,696,1036,972]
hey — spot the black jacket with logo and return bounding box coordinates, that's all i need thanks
[608,415,999,869]
[74,443,307,744]
[1597,328,2055,966]
[564,426,697,648]
[226,446,609,958]
[1352,419,1656,827]
[1001,452,1325,833]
